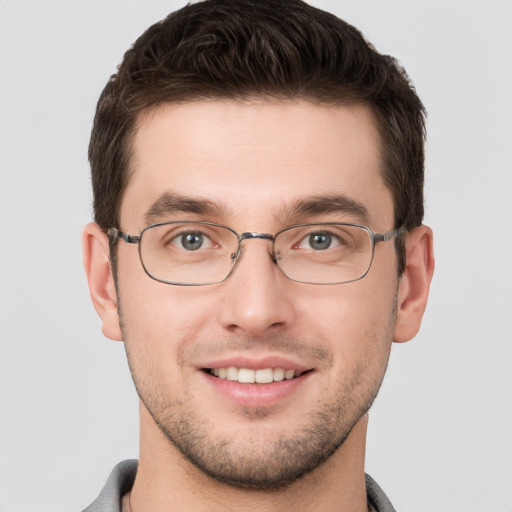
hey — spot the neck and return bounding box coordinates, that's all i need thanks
[127,403,370,512]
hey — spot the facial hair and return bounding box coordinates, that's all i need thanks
[121,320,394,491]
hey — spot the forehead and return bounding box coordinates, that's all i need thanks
[120,100,393,230]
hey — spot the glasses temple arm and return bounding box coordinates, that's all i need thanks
[374,225,407,243]
[107,227,141,244]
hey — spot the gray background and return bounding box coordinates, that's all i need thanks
[1,1,511,510]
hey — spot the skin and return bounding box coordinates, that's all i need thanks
[83,100,434,512]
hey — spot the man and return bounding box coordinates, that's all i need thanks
[82,0,434,510]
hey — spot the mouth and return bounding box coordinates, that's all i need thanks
[203,367,311,384]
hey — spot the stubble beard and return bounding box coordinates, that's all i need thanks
[120,306,395,491]
[144,386,375,491]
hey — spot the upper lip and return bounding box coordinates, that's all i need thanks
[198,355,312,372]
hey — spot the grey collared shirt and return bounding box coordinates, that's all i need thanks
[82,460,397,512]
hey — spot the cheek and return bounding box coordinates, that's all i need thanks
[298,279,396,335]
[116,253,216,364]
[296,277,397,372]
[118,284,210,402]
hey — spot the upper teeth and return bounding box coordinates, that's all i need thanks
[211,367,298,384]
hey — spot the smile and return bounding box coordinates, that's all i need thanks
[206,367,306,384]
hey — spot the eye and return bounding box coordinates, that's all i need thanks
[172,231,213,251]
[299,231,341,250]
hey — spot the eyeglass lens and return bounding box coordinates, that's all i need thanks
[139,222,375,285]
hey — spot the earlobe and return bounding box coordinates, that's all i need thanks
[82,222,123,341]
[393,225,435,343]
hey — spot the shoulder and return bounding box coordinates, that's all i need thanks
[82,460,138,512]
[365,473,397,512]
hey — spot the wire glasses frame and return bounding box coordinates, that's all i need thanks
[108,221,406,286]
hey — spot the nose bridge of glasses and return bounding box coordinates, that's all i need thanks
[239,232,275,242]
[235,232,277,262]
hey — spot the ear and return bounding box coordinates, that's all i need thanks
[82,222,123,341]
[394,225,435,343]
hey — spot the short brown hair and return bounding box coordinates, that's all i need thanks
[89,0,426,275]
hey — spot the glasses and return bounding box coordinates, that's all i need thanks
[109,221,405,286]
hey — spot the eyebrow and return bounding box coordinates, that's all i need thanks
[143,192,226,225]
[279,194,371,225]
[143,191,371,227]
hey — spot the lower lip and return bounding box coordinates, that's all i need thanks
[201,371,312,408]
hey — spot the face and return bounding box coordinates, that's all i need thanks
[115,100,399,489]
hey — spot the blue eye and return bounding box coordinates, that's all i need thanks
[309,233,332,250]
[173,231,212,251]
[299,231,341,250]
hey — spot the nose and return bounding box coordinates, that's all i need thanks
[217,238,296,337]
